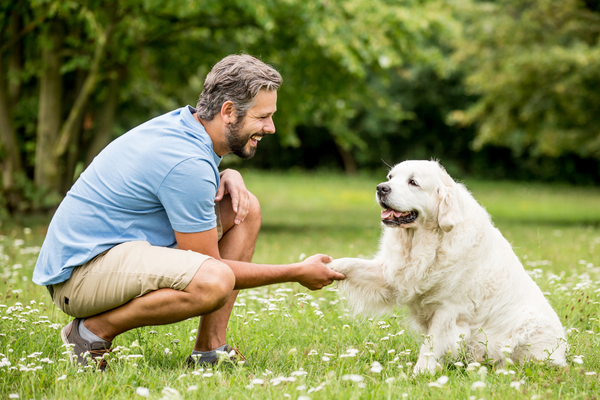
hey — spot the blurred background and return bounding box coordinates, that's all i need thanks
[0,0,599,215]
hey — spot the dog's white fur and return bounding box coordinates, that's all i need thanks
[329,160,566,374]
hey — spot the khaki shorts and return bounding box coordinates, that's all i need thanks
[52,204,223,318]
[51,241,213,318]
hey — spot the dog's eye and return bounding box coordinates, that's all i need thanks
[387,174,392,180]
[409,179,419,187]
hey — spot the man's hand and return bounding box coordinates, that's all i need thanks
[216,169,250,225]
[294,254,346,290]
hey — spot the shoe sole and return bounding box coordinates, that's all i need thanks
[60,322,76,366]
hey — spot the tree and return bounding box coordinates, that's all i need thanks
[450,0,600,158]
[0,0,455,214]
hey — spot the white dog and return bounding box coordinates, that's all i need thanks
[329,160,566,374]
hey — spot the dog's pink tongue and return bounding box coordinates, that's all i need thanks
[381,209,394,219]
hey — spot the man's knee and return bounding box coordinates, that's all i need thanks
[185,259,235,311]
[246,192,262,227]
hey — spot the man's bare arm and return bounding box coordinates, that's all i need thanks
[174,229,345,290]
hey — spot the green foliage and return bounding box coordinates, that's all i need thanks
[2,0,600,217]
[451,0,600,158]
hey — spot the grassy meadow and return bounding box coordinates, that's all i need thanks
[1,170,600,399]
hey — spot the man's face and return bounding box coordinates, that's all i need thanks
[225,90,277,159]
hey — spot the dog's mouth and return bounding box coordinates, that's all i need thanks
[380,207,418,226]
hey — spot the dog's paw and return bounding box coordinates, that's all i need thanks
[413,354,438,375]
[327,258,353,275]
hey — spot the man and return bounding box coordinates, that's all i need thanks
[33,54,345,369]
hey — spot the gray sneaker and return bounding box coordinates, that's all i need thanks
[61,318,112,370]
[185,344,248,368]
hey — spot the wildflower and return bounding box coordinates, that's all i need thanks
[291,369,308,376]
[471,381,486,390]
[160,387,181,400]
[0,358,11,367]
[308,383,325,393]
[8,394,19,399]
[370,361,383,373]
[56,375,67,381]
[164,348,172,355]
[307,350,318,356]
[342,374,364,382]
[250,378,264,385]
[428,375,449,388]
[573,355,584,364]
[271,376,296,385]
[466,362,481,371]
[585,371,597,376]
[187,385,198,391]
[321,356,330,362]
[510,380,524,390]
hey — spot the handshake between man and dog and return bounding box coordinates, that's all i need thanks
[328,160,566,374]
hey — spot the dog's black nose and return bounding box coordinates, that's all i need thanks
[377,184,391,196]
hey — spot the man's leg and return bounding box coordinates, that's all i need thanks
[82,258,235,342]
[193,192,261,351]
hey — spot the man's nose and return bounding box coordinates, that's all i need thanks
[263,116,276,134]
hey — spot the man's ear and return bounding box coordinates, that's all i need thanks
[221,101,237,124]
[437,169,463,232]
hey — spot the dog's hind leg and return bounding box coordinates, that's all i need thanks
[413,309,471,374]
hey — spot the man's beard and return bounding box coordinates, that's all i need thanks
[225,118,257,160]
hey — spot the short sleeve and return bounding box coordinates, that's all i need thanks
[157,158,219,233]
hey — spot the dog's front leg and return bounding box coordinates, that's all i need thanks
[328,258,396,315]
[413,309,470,375]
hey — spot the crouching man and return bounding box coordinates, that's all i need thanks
[33,54,345,370]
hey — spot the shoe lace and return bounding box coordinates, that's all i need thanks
[230,345,247,361]
[89,347,114,369]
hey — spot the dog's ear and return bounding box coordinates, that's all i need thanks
[437,169,463,232]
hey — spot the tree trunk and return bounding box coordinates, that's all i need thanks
[85,68,122,166]
[53,21,114,159]
[335,141,358,175]
[62,69,88,193]
[0,49,22,196]
[8,11,23,103]
[34,24,62,193]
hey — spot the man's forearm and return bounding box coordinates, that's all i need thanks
[220,259,301,290]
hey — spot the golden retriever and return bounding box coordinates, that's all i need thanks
[329,160,566,374]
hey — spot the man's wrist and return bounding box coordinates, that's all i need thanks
[287,262,304,283]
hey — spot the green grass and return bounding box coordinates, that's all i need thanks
[1,170,600,399]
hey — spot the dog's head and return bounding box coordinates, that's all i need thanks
[377,160,463,232]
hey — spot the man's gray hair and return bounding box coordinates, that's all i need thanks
[196,54,282,121]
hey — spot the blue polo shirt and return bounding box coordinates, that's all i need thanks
[33,106,222,286]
